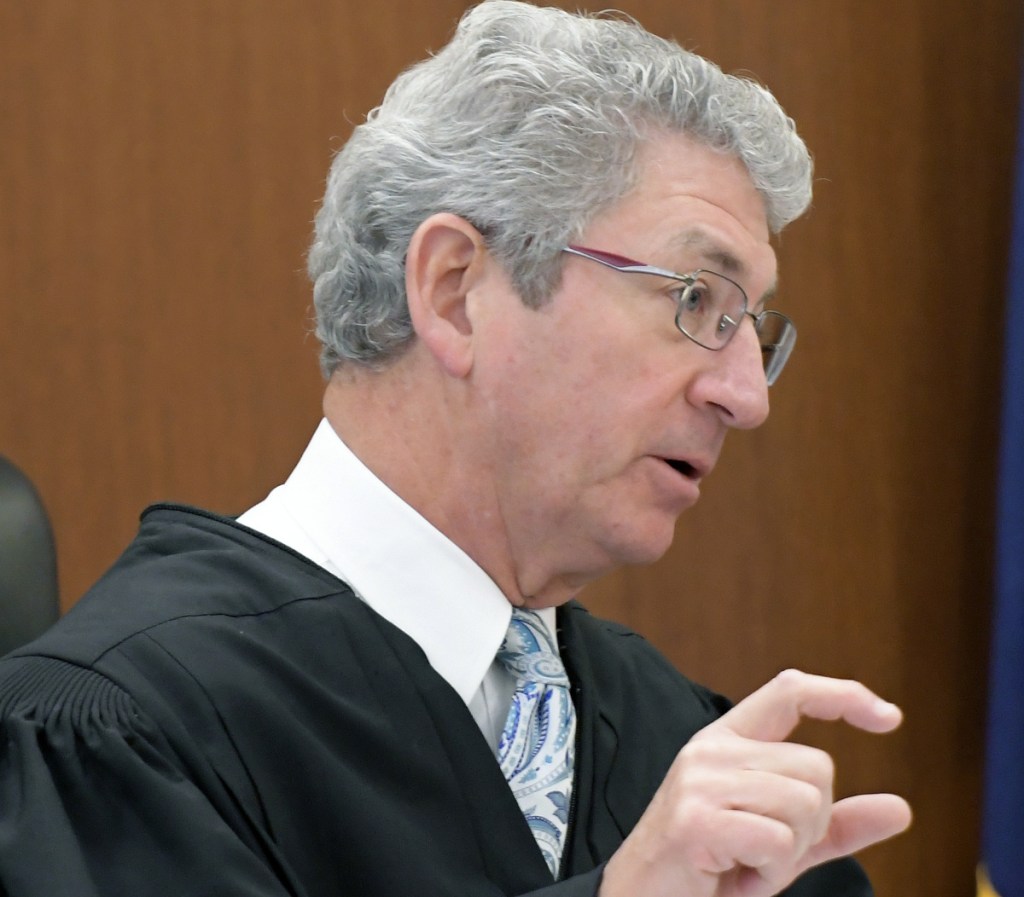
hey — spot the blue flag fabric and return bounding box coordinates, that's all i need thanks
[980,67,1024,897]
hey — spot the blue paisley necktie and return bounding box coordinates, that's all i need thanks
[496,608,576,878]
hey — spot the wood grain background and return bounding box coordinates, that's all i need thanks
[1,2,1020,893]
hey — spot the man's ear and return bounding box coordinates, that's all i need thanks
[405,213,487,378]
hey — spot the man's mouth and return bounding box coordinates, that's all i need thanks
[663,458,698,480]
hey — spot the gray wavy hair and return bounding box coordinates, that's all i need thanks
[309,0,812,376]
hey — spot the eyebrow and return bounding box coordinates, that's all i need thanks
[674,228,745,274]
[671,228,777,310]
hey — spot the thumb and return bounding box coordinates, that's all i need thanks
[800,793,912,871]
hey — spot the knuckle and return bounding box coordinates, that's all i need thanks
[758,821,798,866]
[793,779,826,818]
[772,667,807,693]
[666,792,721,846]
[679,731,736,773]
[805,747,836,787]
[820,751,836,782]
[681,734,722,762]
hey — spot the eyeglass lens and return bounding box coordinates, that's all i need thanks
[754,310,796,386]
[674,270,746,350]
[561,246,795,385]
[675,274,795,385]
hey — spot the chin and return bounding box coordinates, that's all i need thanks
[601,523,677,569]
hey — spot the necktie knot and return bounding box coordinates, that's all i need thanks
[497,609,569,687]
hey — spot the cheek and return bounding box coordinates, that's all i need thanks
[481,361,607,503]
[479,298,679,470]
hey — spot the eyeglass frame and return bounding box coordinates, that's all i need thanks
[560,244,796,386]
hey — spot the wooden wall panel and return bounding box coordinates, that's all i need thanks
[0,0,470,604]
[1,2,1020,895]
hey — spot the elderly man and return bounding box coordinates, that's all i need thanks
[0,3,910,896]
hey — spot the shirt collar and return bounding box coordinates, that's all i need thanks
[263,419,515,705]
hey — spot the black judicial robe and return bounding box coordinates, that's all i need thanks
[0,505,871,897]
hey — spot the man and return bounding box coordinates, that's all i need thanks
[0,3,910,896]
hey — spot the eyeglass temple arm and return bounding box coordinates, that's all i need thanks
[563,246,680,280]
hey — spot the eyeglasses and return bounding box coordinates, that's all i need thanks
[561,245,796,386]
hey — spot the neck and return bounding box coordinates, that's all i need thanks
[322,356,596,610]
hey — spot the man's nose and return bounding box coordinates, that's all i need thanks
[686,319,770,429]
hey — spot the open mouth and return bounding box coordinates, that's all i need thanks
[664,458,698,479]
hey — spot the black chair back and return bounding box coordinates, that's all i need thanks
[0,457,59,654]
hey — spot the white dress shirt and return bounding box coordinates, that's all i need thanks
[237,418,558,749]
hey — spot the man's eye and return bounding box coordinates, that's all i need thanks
[679,283,709,315]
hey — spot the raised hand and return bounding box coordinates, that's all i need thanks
[600,669,912,897]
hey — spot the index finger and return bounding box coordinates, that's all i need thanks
[710,669,904,743]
